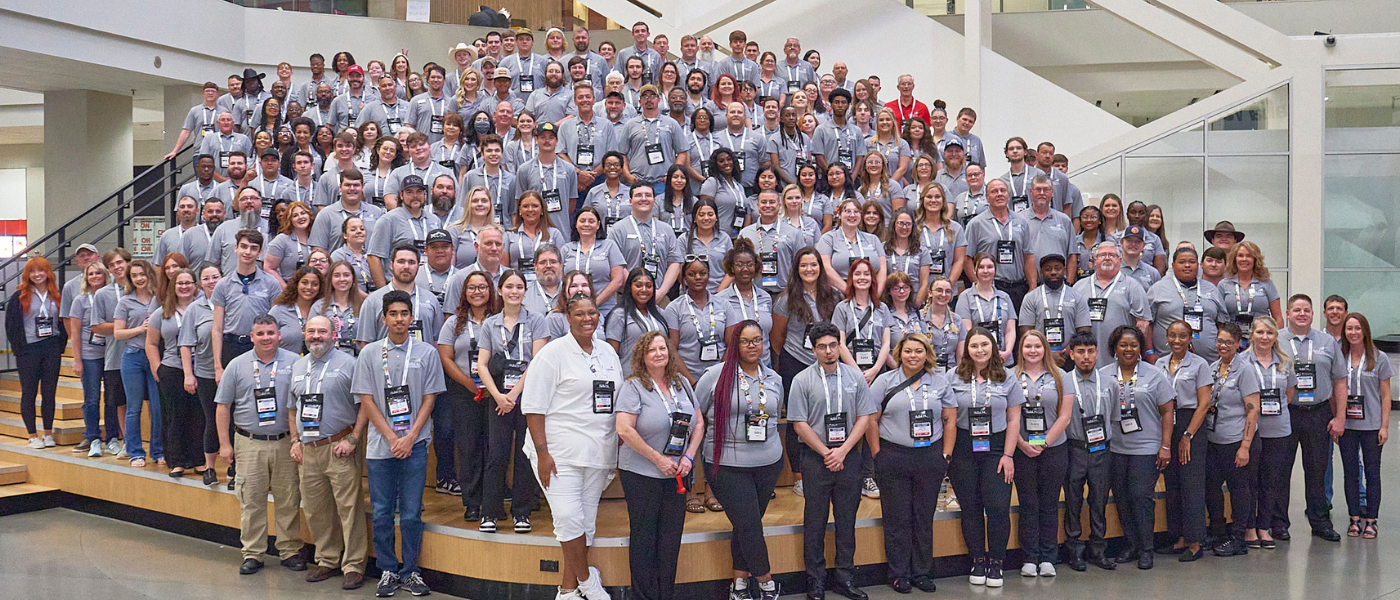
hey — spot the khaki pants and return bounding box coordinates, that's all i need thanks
[234,434,303,559]
[299,438,368,573]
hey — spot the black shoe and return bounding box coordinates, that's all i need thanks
[227,479,235,491]
[239,558,264,575]
[1213,539,1248,556]
[376,571,400,597]
[829,579,867,600]
[402,572,431,596]
[1090,554,1118,570]
[1179,547,1205,562]
[1137,552,1153,570]
[805,580,825,600]
[1067,546,1087,571]
[1260,538,1277,549]
[281,553,308,571]
[1273,528,1291,541]
[910,575,937,593]
[202,469,218,486]
[1313,528,1342,542]
[1114,549,1140,564]
[1246,538,1262,548]
[462,507,480,522]
[890,578,912,594]
[969,558,987,585]
[1156,544,1185,555]
[985,559,1004,588]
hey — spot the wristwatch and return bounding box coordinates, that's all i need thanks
[346,434,358,445]
[1182,431,1194,440]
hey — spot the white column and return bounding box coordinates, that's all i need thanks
[964,0,990,114]
[42,90,133,254]
[1289,59,1324,305]
[163,84,203,160]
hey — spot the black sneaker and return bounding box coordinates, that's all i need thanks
[435,478,453,495]
[757,583,780,600]
[402,571,431,596]
[1213,538,1247,557]
[203,469,218,486]
[910,575,937,593]
[463,507,480,522]
[969,558,987,585]
[514,515,532,533]
[376,571,400,597]
[985,559,1004,588]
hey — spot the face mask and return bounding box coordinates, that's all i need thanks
[1044,276,1064,290]
[474,120,492,134]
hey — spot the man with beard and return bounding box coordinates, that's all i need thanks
[289,315,369,590]
[601,90,632,145]
[681,69,713,119]
[178,154,220,212]
[387,133,453,209]
[521,244,563,315]
[407,65,459,144]
[674,36,713,96]
[1017,254,1091,356]
[567,26,609,90]
[367,175,441,288]
[156,196,201,264]
[210,152,253,206]
[304,83,336,132]
[428,175,457,223]
[311,170,385,254]
[524,61,572,124]
[251,147,295,204]
[208,187,271,274]
[182,198,225,264]
[330,65,370,133]
[269,79,290,121]
[356,245,444,345]
[198,112,253,181]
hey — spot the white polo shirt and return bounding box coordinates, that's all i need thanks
[521,331,623,469]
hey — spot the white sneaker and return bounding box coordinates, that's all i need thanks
[555,588,582,600]
[116,440,129,459]
[88,441,103,457]
[1021,563,1038,577]
[578,566,611,600]
[1038,561,1056,577]
[42,435,55,448]
[26,438,44,449]
[792,479,804,497]
[862,477,880,498]
[105,439,121,456]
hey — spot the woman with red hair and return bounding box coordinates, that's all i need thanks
[5,256,66,449]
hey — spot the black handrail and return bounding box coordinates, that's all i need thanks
[0,143,199,295]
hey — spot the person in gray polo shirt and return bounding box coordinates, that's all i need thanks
[215,315,306,576]
[618,84,692,194]
[178,155,220,212]
[516,122,581,239]
[964,179,1035,312]
[1119,225,1162,291]
[1278,294,1347,542]
[211,230,284,377]
[1061,331,1116,571]
[198,112,253,179]
[155,196,201,265]
[738,189,805,298]
[787,322,876,600]
[207,187,271,274]
[811,89,867,175]
[367,174,441,288]
[59,244,101,328]
[524,61,573,125]
[310,170,386,254]
[182,199,224,269]
[1072,240,1149,367]
[1017,254,1090,355]
[357,244,444,345]
[1017,175,1075,278]
[611,185,684,298]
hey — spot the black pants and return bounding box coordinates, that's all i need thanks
[1206,439,1259,539]
[1110,453,1159,554]
[875,443,945,580]
[16,343,62,434]
[1284,403,1335,532]
[447,380,488,510]
[705,459,783,576]
[157,365,203,469]
[220,335,253,368]
[1013,443,1068,564]
[1164,408,1208,544]
[483,391,537,519]
[948,429,1011,561]
[802,447,862,583]
[1339,429,1382,519]
[994,279,1030,315]
[620,470,688,600]
[778,349,811,475]
[432,394,455,482]
[1254,435,1292,533]
[1063,443,1110,555]
[99,368,124,441]
[196,376,219,454]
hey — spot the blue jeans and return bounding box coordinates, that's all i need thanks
[121,348,162,460]
[81,358,104,442]
[367,439,429,576]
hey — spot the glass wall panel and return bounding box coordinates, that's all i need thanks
[1208,86,1288,154]
[1207,156,1289,268]
[1129,123,1203,156]
[1320,271,1400,339]
[1324,69,1400,153]
[1324,154,1400,270]
[1124,157,1203,251]
[1068,158,1121,209]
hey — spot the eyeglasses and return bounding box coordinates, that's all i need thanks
[684,254,703,263]
[738,337,764,348]
[466,284,490,292]
[813,342,841,352]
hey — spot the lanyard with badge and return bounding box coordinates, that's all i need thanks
[516,228,543,283]
[908,377,935,447]
[757,221,783,288]
[657,378,692,455]
[849,301,877,368]
[428,96,445,134]
[1233,281,1258,327]
[1117,367,1141,434]
[822,367,849,446]
[923,226,948,275]
[686,295,722,362]
[692,132,713,177]
[1073,373,1107,452]
[254,359,280,427]
[438,141,463,171]
[724,129,749,173]
[421,264,456,307]
[1176,278,1205,336]
[642,119,666,166]
[992,216,1016,266]
[628,217,662,280]
[969,379,994,452]
[218,135,234,168]
[727,179,748,233]
[34,292,55,338]
[332,302,358,353]
[1021,372,1048,445]
[1254,360,1284,417]
[540,161,564,213]
[519,55,536,92]
[1041,286,1066,350]
[590,352,615,414]
[500,319,528,390]
[201,106,217,135]
[384,102,404,133]
[299,359,330,436]
[843,231,867,272]
[601,187,627,227]
[740,369,769,442]
[786,64,802,92]
[1089,273,1120,322]
[974,294,1004,350]
[86,296,106,347]
[1291,337,1318,404]
[1347,360,1366,420]
[382,339,415,433]
[1008,171,1029,211]
[575,121,596,168]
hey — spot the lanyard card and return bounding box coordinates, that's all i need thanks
[665,412,692,456]
[543,189,563,213]
[1260,388,1283,416]
[746,411,768,442]
[299,393,324,435]
[824,412,848,447]
[732,204,747,233]
[593,380,615,414]
[969,405,993,452]
[976,320,1001,350]
[255,386,279,427]
[386,384,412,433]
[1295,362,1316,391]
[930,250,946,275]
[35,316,54,338]
[996,240,1015,265]
[576,144,595,168]
[700,339,720,362]
[503,358,527,391]
[852,338,876,369]
[430,114,444,134]
[1083,414,1107,451]
[1023,404,1047,446]
[1044,318,1065,350]
[760,251,780,288]
[910,409,934,447]
[1087,297,1108,322]
[646,142,665,165]
[409,320,425,342]
[1119,406,1142,434]
[1347,394,1366,420]
[1184,305,1204,336]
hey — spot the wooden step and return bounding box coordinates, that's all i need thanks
[0,393,85,421]
[0,461,27,485]
[0,375,86,401]
[0,415,87,445]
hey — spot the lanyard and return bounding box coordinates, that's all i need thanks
[850,300,875,339]
[738,369,767,415]
[500,315,524,360]
[381,338,415,388]
[641,118,661,147]
[736,286,759,321]
[253,359,279,389]
[536,283,558,308]
[908,375,931,411]
[1349,358,1363,392]
[298,183,315,206]
[974,292,1002,324]
[406,214,427,244]
[1019,371,1045,406]
[1007,168,1028,198]
[577,120,595,144]
[992,214,1013,242]
[844,231,866,259]
[1252,358,1280,391]
[822,366,843,415]
[1072,372,1102,415]
[787,63,802,83]
[894,100,914,123]
[35,292,49,319]
[258,176,278,199]
[1041,286,1066,319]
[419,264,456,292]
[428,95,444,117]
[972,377,992,408]
[691,131,712,160]
[756,220,784,252]
[655,377,681,415]
[1094,273,1122,300]
[574,241,594,272]
[538,160,560,192]
[1116,366,1138,410]
[685,294,719,343]
[1290,336,1314,363]
[723,129,748,154]
[1234,280,1257,315]
[629,216,657,255]
[1174,277,1198,307]
[308,359,331,395]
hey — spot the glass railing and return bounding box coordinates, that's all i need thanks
[916,0,1089,16]
[223,0,368,17]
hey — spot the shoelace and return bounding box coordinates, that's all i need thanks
[379,571,396,585]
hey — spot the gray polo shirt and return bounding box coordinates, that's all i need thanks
[713,56,761,87]
[694,363,786,468]
[1164,351,1211,410]
[309,200,386,253]
[831,300,889,359]
[265,233,311,280]
[179,223,216,270]
[351,337,447,459]
[1219,276,1280,324]
[499,52,547,99]
[560,239,626,312]
[871,138,911,180]
[360,99,410,135]
[613,215,684,280]
[952,190,988,225]
[198,133,253,176]
[481,310,542,364]
[680,232,732,294]
[870,369,956,448]
[367,207,440,260]
[765,130,814,184]
[505,227,567,273]
[1148,278,1227,361]
[1017,284,1091,347]
[788,362,878,446]
[1207,355,1260,445]
[206,220,271,274]
[112,294,158,352]
[1072,273,1149,366]
[815,229,882,281]
[698,176,747,237]
[515,157,581,237]
[617,377,700,479]
[663,293,730,377]
[1244,352,1297,439]
[154,224,193,266]
[617,116,691,184]
[215,348,300,436]
[605,305,670,376]
[964,210,1033,283]
[919,222,966,280]
[179,298,217,379]
[1279,328,1347,407]
[330,92,373,132]
[1066,368,1112,443]
[249,174,296,204]
[1120,259,1161,291]
[999,165,1043,211]
[738,220,805,296]
[812,120,868,171]
[886,247,930,289]
[148,307,187,369]
[949,374,1025,433]
[1010,368,1068,447]
[210,270,282,336]
[524,87,573,124]
[437,313,486,378]
[1102,361,1175,454]
[458,168,518,225]
[716,128,767,188]
[288,349,359,442]
[405,93,459,144]
[954,288,1015,350]
[558,114,617,172]
[70,293,106,361]
[1017,206,1075,266]
[856,182,903,221]
[355,285,444,345]
[1344,351,1393,432]
[934,169,970,203]
[773,289,834,365]
[267,303,308,354]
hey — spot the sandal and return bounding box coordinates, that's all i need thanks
[1363,520,1379,539]
[1348,517,1362,537]
[130,458,147,468]
[704,495,724,512]
[686,497,706,514]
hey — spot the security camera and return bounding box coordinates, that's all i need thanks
[1326,35,1336,47]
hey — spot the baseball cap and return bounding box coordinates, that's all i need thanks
[259,147,280,160]
[400,175,427,190]
[1123,224,1146,240]
[76,243,100,256]
[492,67,512,80]
[1039,253,1066,267]
[346,64,364,75]
[425,229,453,246]
[944,136,965,149]
[536,122,558,136]
[639,84,660,97]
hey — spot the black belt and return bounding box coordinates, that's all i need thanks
[224,333,251,345]
[1069,439,1103,451]
[1292,401,1331,411]
[236,428,289,441]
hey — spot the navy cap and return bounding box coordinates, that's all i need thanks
[259,147,280,159]
[1039,253,1066,267]
[944,136,965,149]
[1123,224,1146,240]
[425,228,453,246]
[400,174,426,190]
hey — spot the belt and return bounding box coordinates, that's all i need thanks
[303,426,353,448]
[1069,439,1107,451]
[1292,401,1331,411]
[224,333,251,345]
[236,428,288,441]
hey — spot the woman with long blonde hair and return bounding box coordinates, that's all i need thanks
[913,182,965,304]
[1245,316,1295,549]
[1010,329,1072,576]
[1223,241,1283,327]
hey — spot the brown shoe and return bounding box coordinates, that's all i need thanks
[305,565,334,583]
[341,571,366,590]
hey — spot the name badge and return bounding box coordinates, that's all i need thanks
[1234,312,1254,328]
[519,75,535,93]
[220,151,232,169]
[1023,404,1047,446]
[543,189,563,213]
[1119,406,1141,434]
[642,252,661,281]
[760,251,779,288]
[386,117,402,134]
[468,338,481,380]
[1044,317,1065,350]
[438,160,457,171]
[824,412,848,447]
[929,250,945,275]
[996,240,1015,265]
[1295,362,1316,391]
[1184,305,1204,337]
[576,145,595,168]
[700,339,720,362]
[646,142,665,165]
[787,79,800,92]
[665,412,692,456]
[409,320,425,342]
[430,114,444,134]
[593,380,615,414]
[746,411,768,442]
[89,332,106,347]
[35,316,54,338]
[803,323,815,350]
[385,384,412,433]
[299,393,323,435]
[976,320,1001,350]
[518,257,536,284]
[910,409,934,447]
[1347,394,1365,420]
[1088,297,1108,322]
[852,338,876,369]
[1083,414,1107,451]
[1011,197,1029,212]
[731,204,748,233]
[503,358,527,391]
[969,405,992,453]
[255,386,279,427]
[1260,388,1282,416]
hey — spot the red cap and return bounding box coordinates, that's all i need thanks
[346,64,364,75]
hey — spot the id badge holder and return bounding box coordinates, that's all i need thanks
[35,317,54,338]
[910,409,934,447]
[300,393,324,436]
[543,189,563,213]
[1184,306,1204,338]
[430,115,444,134]
[468,338,481,380]
[255,386,279,427]
[969,406,992,452]
[438,160,456,171]
[700,340,720,362]
[261,205,273,220]
[386,118,402,134]
[760,252,780,288]
[804,323,814,349]
[996,240,1015,265]
[646,143,665,165]
[746,411,768,442]
[592,380,615,414]
[664,412,692,456]
[1011,197,1029,212]
[89,332,106,347]
[503,359,527,391]
[409,320,425,342]
[385,385,412,433]
[1083,415,1107,452]
[518,257,537,284]
[642,253,661,280]
[1234,312,1255,328]
[1023,404,1047,446]
[576,145,595,168]
[824,412,848,447]
[519,75,535,93]
[1260,388,1283,416]
[1044,318,1065,350]
[1206,406,1218,432]
[1119,406,1142,434]
[976,321,1001,350]
[735,154,746,173]
[787,80,800,93]
[732,204,747,232]
[1087,297,1108,322]
[1347,395,1365,420]
[1295,362,1316,395]
[929,250,945,275]
[220,151,231,169]
[852,338,876,369]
